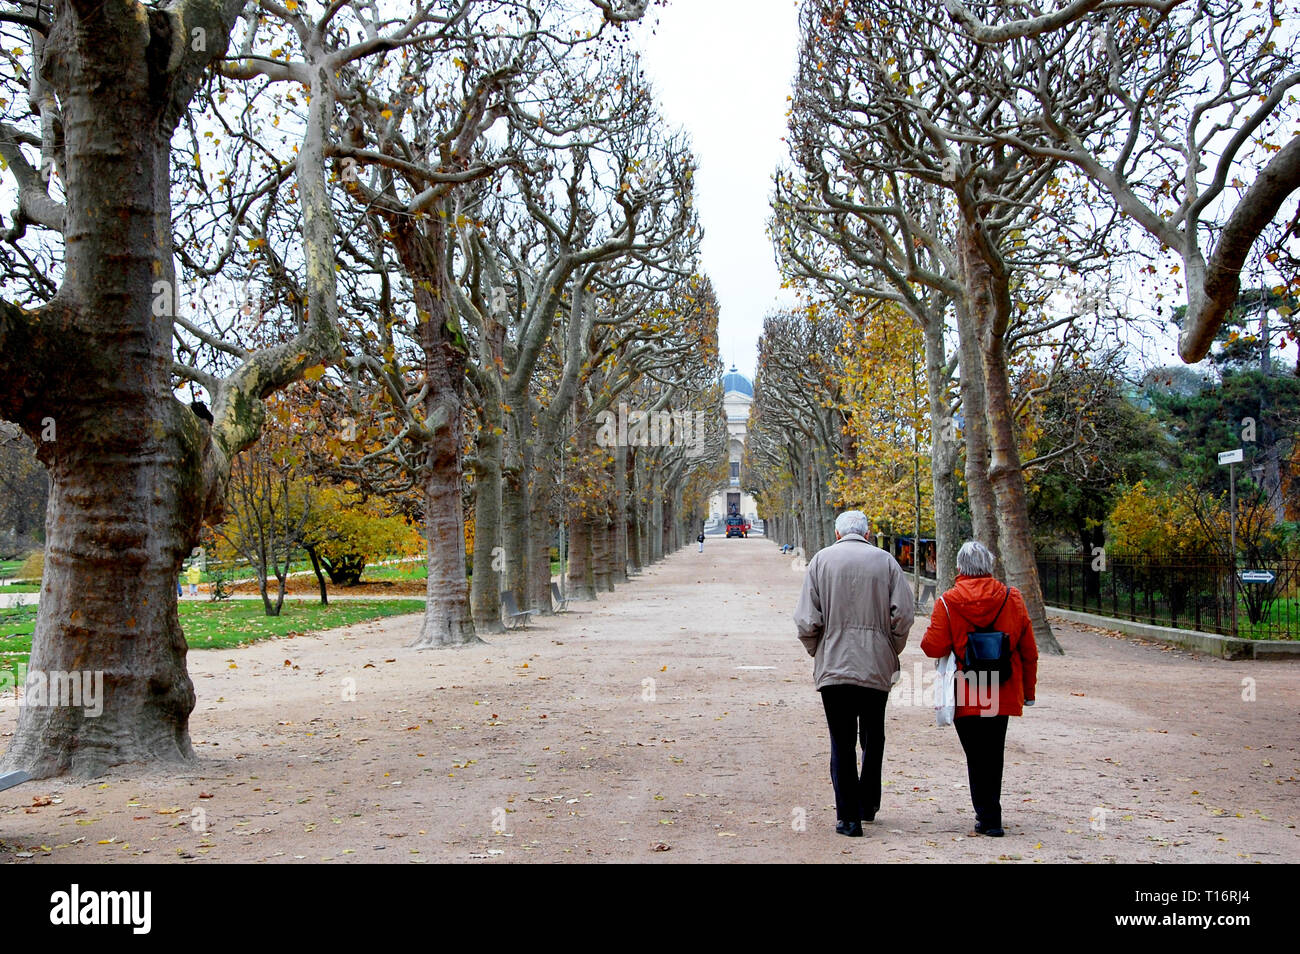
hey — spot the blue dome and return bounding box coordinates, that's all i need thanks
[722,366,753,398]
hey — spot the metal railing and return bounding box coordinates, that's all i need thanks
[1036,549,1300,641]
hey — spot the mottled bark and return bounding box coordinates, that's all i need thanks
[649,460,664,563]
[0,0,265,778]
[612,442,630,583]
[954,294,1001,571]
[469,420,505,634]
[469,325,506,633]
[502,423,530,608]
[959,223,1061,654]
[398,218,479,648]
[924,319,960,594]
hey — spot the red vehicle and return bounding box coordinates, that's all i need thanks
[725,515,750,538]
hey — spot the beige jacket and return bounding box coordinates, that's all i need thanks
[793,533,915,691]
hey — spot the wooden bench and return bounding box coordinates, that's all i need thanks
[0,770,31,793]
[551,582,571,613]
[500,591,533,629]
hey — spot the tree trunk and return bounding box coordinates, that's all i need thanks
[502,417,530,608]
[306,546,329,606]
[612,442,629,584]
[414,423,479,647]
[527,451,556,614]
[649,460,664,563]
[627,447,644,574]
[954,296,1002,572]
[959,224,1061,655]
[0,6,231,776]
[568,506,597,600]
[469,409,505,635]
[923,318,961,594]
[390,215,478,649]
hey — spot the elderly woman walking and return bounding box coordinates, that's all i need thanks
[921,541,1038,837]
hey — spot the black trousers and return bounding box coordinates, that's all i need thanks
[819,684,889,822]
[954,714,1009,828]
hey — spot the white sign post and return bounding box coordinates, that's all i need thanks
[1219,449,1243,637]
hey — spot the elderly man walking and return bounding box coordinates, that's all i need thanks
[794,511,915,837]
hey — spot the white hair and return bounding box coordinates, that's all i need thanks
[834,510,870,538]
[956,541,996,577]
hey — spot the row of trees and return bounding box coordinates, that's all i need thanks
[0,0,722,778]
[754,0,1299,655]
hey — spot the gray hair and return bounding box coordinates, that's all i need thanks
[956,541,995,577]
[834,510,870,538]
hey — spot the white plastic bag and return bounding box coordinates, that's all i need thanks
[935,652,957,727]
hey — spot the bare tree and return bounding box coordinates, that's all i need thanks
[941,0,1300,362]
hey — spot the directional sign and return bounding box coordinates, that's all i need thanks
[1218,449,1244,465]
[1239,570,1276,584]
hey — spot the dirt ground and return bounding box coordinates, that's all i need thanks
[2,538,1297,864]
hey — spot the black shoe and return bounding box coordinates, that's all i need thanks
[863,810,877,823]
[974,822,1004,837]
[836,820,863,837]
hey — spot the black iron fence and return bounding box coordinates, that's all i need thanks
[1036,550,1300,641]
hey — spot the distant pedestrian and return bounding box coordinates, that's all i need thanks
[697,531,705,553]
[794,510,915,837]
[187,562,201,597]
[921,541,1038,837]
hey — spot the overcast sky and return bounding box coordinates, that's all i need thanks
[637,0,803,380]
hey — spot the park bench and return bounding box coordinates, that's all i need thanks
[0,770,31,793]
[500,591,533,629]
[551,582,571,613]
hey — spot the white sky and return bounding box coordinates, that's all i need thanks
[637,0,803,380]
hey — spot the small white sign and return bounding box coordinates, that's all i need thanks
[1240,570,1276,584]
[1218,449,1244,465]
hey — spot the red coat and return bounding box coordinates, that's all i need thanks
[921,575,1038,718]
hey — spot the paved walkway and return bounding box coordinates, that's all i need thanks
[2,537,1296,863]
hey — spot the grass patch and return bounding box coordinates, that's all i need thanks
[361,559,561,584]
[0,582,40,593]
[0,598,425,668]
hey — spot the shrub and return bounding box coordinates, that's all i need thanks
[17,549,43,583]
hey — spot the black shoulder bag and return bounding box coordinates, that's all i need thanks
[944,587,1013,682]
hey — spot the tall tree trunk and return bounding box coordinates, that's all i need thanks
[391,216,478,648]
[502,415,530,607]
[519,406,559,615]
[306,546,330,606]
[469,423,505,634]
[923,318,961,594]
[627,447,643,574]
[569,506,596,600]
[0,6,218,776]
[649,459,664,563]
[959,224,1061,655]
[527,457,556,613]
[954,295,1002,571]
[414,418,479,647]
[612,442,629,583]
[1,1,343,777]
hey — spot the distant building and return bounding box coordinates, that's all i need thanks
[706,366,758,523]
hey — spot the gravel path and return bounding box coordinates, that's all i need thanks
[2,538,1296,863]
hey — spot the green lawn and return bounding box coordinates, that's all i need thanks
[361,560,427,582]
[0,598,424,669]
[0,582,40,593]
[363,559,562,583]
